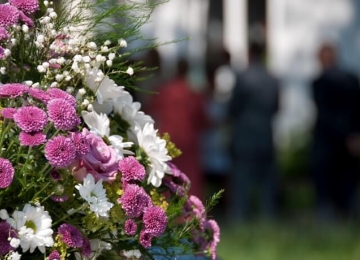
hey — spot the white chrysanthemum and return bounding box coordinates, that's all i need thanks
[85,68,127,114]
[75,174,114,218]
[7,204,54,253]
[113,92,154,129]
[82,110,110,137]
[130,123,172,187]
[82,110,133,158]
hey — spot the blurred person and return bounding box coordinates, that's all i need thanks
[228,42,280,221]
[311,43,360,219]
[147,58,208,199]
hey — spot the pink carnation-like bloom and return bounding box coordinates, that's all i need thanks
[19,131,46,146]
[0,4,19,27]
[168,163,190,185]
[28,88,51,103]
[0,221,17,255]
[0,83,28,98]
[139,230,153,249]
[188,195,206,221]
[58,223,83,248]
[143,206,167,237]
[124,219,137,236]
[18,11,34,27]
[70,132,90,157]
[45,135,76,168]
[9,0,39,14]
[205,220,220,260]
[118,156,146,183]
[13,106,47,133]
[82,237,91,258]
[118,184,152,218]
[47,88,77,107]
[48,250,61,260]
[70,129,118,182]
[47,98,80,131]
[0,27,9,41]
[0,158,14,188]
[1,108,17,119]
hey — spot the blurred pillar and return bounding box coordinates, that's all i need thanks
[223,0,248,70]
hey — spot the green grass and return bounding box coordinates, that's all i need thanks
[217,220,360,260]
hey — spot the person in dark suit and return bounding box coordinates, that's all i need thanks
[311,43,360,219]
[228,43,280,221]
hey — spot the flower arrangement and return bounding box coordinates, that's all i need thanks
[0,0,222,259]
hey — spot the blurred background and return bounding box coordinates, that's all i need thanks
[132,0,360,259]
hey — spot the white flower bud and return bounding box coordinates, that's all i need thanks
[118,39,127,48]
[37,34,45,43]
[66,87,74,93]
[22,24,29,33]
[49,11,57,19]
[55,74,64,81]
[126,67,134,76]
[32,82,40,88]
[0,209,9,220]
[65,76,72,81]
[101,46,109,52]
[37,65,46,73]
[4,49,11,57]
[44,1,49,6]
[108,53,116,60]
[57,57,65,65]
[87,42,97,50]
[50,82,58,88]
[24,81,33,86]
[10,238,20,248]
[106,60,113,67]
[87,104,94,111]
[0,67,6,75]
[42,62,49,69]
[104,40,111,46]
[82,56,91,63]
[73,55,82,62]
[82,99,90,106]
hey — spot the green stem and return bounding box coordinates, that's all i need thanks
[32,181,51,202]
[52,204,86,226]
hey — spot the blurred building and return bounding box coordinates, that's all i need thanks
[140,0,360,148]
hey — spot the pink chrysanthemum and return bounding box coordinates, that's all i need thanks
[28,88,51,103]
[71,132,90,157]
[48,250,61,260]
[50,195,69,203]
[45,136,76,168]
[58,223,83,248]
[143,206,167,237]
[82,237,91,258]
[18,11,34,27]
[124,219,137,236]
[0,83,28,98]
[0,158,14,188]
[0,221,17,255]
[139,230,152,249]
[118,156,146,183]
[205,220,220,260]
[0,27,9,41]
[1,108,17,119]
[19,131,46,146]
[13,106,47,133]
[47,88,76,107]
[47,98,80,131]
[9,0,39,14]
[118,184,152,218]
[0,4,19,27]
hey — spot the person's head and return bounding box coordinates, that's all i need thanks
[318,43,337,70]
[248,42,265,62]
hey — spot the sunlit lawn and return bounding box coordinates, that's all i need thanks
[217,220,360,260]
